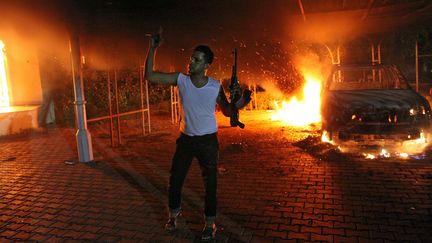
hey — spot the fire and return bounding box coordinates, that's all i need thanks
[271,74,321,126]
[321,130,334,144]
[0,40,10,107]
[399,132,429,156]
[358,133,429,159]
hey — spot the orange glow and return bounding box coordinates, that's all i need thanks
[0,40,10,107]
[271,74,322,126]
[364,153,376,159]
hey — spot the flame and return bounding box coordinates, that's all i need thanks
[398,153,409,158]
[321,130,334,144]
[380,149,390,158]
[400,132,428,154]
[327,130,429,160]
[271,74,322,126]
[0,40,10,107]
[360,133,429,159]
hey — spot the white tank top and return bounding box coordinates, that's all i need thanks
[177,73,220,136]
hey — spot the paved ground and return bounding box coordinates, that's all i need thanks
[0,110,431,242]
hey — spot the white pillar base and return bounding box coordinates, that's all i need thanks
[76,128,94,162]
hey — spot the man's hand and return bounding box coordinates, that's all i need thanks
[235,89,252,109]
[150,26,164,48]
[230,84,242,98]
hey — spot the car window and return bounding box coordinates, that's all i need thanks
[328,66,409,91]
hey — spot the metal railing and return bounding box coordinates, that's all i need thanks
[87,66,151,147]
[170,85,179,124]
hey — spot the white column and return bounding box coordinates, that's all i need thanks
[69,33,93,162]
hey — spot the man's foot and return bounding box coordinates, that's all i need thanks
[164,218,176,232]
[201,224,217,242]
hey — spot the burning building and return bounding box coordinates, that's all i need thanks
[0,35,43,136]
[0,1,71,137]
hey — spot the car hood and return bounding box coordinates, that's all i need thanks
[324,89,428,110]
[322,89,431,125]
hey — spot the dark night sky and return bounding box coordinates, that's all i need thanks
[1,0,430,52]
[66,0,299,75]
[1,0,431,50]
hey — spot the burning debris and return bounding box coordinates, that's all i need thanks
[296,134,432,161]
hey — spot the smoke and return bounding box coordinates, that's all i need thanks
[292,50,331,84]
[4,1,405,87]
[0,1,71,72]
[1,1,297,78]
[259,79,285,99]
[0,1,70,105]
[283,3,430,46]
[286,11,364,44]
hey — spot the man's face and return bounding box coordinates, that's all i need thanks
[188,51,209,74]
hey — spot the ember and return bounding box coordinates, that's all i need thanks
[0,40,10,107]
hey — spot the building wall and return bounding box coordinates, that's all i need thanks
[5,37,42,106]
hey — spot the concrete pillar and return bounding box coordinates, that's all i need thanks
[69,33,93,162]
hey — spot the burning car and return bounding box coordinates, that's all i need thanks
[321,64,432,153]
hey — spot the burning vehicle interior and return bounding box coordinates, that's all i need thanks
[321,64,432,156]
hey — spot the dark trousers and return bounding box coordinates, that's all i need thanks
[168,132,219,217]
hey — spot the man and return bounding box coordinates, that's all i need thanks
[38,52,65,127]
[145,30,250,241]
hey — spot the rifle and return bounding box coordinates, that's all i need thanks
[229,48,245,129]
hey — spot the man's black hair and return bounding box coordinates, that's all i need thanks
[194,45,214,65]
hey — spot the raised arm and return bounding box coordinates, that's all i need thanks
[144,30,179,85]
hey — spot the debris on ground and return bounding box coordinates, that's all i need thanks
[223,142,247,153]
[218,166,228,175]
[64,160,76,165]
[293,135,349,161]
